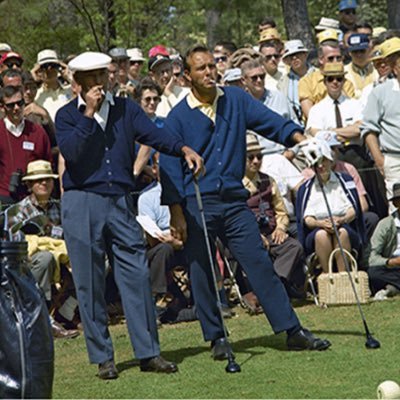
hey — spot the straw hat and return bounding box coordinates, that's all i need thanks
[379,37,400,58]
[22,160,58,181]
[321,62,347,76]
[246,132,264,152]
[259,28,281,44]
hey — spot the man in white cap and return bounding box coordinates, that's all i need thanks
[34,49,72,122]
[55,51,203,379]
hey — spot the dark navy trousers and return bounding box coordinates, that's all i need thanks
[184,195,300,342]
[62,190,160,364]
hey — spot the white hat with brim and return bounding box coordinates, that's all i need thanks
[22,160,58,181]
[68,52,111,72]
[127,48,145,61]
[246,132,264,153]
[283,40,308,59]
[223,68,242,82]
[37,49,61,66]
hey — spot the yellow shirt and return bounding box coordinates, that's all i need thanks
[298,69,355,105]
[344,62,379,99]
[242,173,289,232]
[186,87,224,123]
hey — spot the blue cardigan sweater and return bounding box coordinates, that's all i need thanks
[160,87,303,205]
[56,97,184,195]
[296,172,367,249]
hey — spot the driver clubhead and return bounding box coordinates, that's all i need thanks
[365,335,380,349]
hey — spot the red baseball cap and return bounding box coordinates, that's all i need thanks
[0,51,23,65]
[148,45,169,58]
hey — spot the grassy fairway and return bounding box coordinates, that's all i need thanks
[53,298,400,399]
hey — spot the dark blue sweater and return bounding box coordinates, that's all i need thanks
[56,97,184,195]
[160,86,303,205]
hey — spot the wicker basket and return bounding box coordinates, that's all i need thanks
[317,248,370,305]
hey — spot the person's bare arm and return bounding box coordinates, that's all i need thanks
[364,132,384,176]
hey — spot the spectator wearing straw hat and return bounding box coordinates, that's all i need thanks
[34,49,72,122]
[127,47,145,86]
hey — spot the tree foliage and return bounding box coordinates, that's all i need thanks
[0,0,392,69]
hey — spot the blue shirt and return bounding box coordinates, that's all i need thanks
[56,97,184,195]
[160,86,303,205]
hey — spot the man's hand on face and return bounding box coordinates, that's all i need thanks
[84,85,104,117]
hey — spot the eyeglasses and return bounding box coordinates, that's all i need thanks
[249,73,266,83]
[264,54,281,61]
[247,153,263,161]
[326,76,344,83]
[41,62,60,70]
[3,99,25,109]
[143,96,161,104]
[4,60,22,69]
[343,9,356,15]
[351,49,368,54]
[214,56,227,63]
[130,60,143,65]
[327,55,343,62]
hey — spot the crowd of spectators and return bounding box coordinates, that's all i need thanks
[1,0,400,346]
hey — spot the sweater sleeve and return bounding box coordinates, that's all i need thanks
[368,218,393,268]
[243,90,303,147]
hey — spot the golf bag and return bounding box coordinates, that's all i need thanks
[0,240,54,399]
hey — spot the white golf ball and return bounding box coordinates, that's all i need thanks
[377,381,400,399]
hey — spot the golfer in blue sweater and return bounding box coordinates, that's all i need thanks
[160,45,331,361]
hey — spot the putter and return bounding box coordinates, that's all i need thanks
[193,177,241,373]
[314,166,380,349]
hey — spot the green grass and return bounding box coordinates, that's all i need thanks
[53,298,400,399]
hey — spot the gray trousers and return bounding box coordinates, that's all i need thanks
[62,190,160,364]
[30,251,56,301]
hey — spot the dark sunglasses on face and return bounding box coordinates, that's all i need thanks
[264,54,280,61]
[130,60,143,65]
[249,73,266,83]
[173,72,182,78]
[41,62,60,70]
[343,9,356,15]
[247,153,263,161]
[5,60,22,69]
[3,99,25,109]
[327,55,343,62]
[326,76,344,83]
[214,56,227,63]
[143,96,160,104]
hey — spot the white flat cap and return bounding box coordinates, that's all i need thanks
[68,51,111,72]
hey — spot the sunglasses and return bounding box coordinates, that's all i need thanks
[249,73,266,83]
[130,60,144,65]
[247,153,263,161]
[40,62,60,70]
[327,55,343,62]
[4,60,22,69]
[143,96,161,104]
[214,56,227,63]
[326,76,344,83]
[173,72,182,78]
[343,9,356,15]
[264,54,281,61]
[3,99,25,109]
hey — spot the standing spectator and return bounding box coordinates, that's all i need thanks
[34,49,72,122]
[108,47,135,98]
[0,51,23,73]
[259,41,286,91]
[127,47,145,86]
[345,33,378,98]
[361,37,400,212]
[0,85,52,206]
[338,0,358,36]
[160,45,331,360]
[55,51,203,379]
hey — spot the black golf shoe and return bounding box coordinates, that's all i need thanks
[287,328,331,351]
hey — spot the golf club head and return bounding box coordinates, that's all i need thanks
[365,335,380,349]
[225,360,241,373]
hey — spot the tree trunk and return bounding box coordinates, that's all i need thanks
[206,8,222,49]
[281,0,314,50]
[387,0,400,30]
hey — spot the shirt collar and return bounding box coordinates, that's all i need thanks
[243,172,261,190]
[350,62,372,76]
[77,90,115,110]
[187,86,224,109]
[328,94,346,104]
[4,117,25,137]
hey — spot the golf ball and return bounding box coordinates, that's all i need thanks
[377,381,400,399]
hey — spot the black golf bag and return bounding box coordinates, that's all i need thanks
[0,240,54,398]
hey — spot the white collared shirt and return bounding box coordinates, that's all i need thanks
[304,173,353,219]
[77,91,115,131]
[4,117,25,137]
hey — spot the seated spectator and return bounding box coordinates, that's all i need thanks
[222,68,243,87]
[0,85,52,206]
[296,142,366,273]
[368,182,400,300]
[11,160,79,338]
[243,133,306,298]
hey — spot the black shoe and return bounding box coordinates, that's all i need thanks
[140,356,178,373]
[211,337,234,361]
[98,360,118,380]
[287,328,331,351]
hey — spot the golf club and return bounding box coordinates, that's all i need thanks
[193,177,241,373]
[314,166,380,349]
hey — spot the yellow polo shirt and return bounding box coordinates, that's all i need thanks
[344,62,379,99]
[186,87,224,123]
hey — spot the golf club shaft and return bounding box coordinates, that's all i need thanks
[314,167,373,334]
